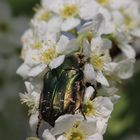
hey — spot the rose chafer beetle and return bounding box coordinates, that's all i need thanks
[36,54,91,137]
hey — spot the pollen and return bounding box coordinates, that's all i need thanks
[39,11,51,21]
[86,31,93,43]
[41,47,57,64]
[97,0,109,5]
[82,100,96,116]
[119,8,134,30]
[32,42,42,49]
[65,127,85,140]
[90,54,104,71]
[60,4,78,18]
[124,15,133,29]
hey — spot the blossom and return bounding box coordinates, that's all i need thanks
[19,82,40,114]
[42,114,103,140]
[17,33,79,78]
[82,96,114,134]
[83,37,112,86]
[17,0,138,139]
[42,0,99,31]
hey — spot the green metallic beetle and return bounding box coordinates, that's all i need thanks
[36,54,87,137]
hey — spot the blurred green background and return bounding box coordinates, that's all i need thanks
[0,0,140,139]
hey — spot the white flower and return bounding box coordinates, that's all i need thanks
[79,13,114,37]
[42,114,103,140]
[114,58,135,79]
[19,82,40,114]
[16,0,138,139]
[82,96,113,134]
[29,113,39,131]
[104,58,135,80]
[98,87,120,104]
[42,0,99,31]
[84,86,95,99]
[17,33,79,77]
[83,37,112,86]
[114,31,136,59]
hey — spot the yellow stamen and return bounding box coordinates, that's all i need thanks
[66,127,85,140]
[39,11,51,21]
[90,54,104,71]
[97,0,109,5]
[119,8,134,29]
[124,15,133,29]
[32,42,42,49]
[60,4,78,18]
[82,100,96,116]
[41,47,57,64]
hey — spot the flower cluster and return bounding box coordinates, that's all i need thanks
[17,0,140,140]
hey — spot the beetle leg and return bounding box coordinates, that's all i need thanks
[36,114,42,138]
[80,104,87,120]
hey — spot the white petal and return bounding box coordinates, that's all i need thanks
[80,117,97,135]
[103,62,117,73]
[78,0,99,20]
[65,39,79,54]
[96,71,109,87]
[46,17,62,34]
[42,129,55,140]
[61,18,80,31]
[29,113,39,131]
[96,118,108,134]
[79,14,105,35]
[99,87,119,96]
[85,86,95,99]
[16,63,31,79]
[84,64,96,82]
[42,0,63,13]
[49,55,65,69]
[109,95,120,104]
[25,81,34,93]
[131,28,140,37]
[94,96,113,117]
[51,114,83,136]
[83,39,91,57]
[91,36,102,52]
[57,135,66,140]
[28,64,47,77]
[56,35,70,54]
[88,133,103,140]
[118,43,136,59]
[91,14,105,35]
[91,37,111,53]
[57,37,79,55]
[115,58,135,79]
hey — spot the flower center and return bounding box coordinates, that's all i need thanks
[66,127,85,140]
[41,47,57,64]
[32,41,42,49]
[97,0,109,5]
[90,54,104,71]
[39,11,51,21]
[124,15,133,29]
[60,4,78,18]
[82,100,96,116]
[119,8,134,30]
